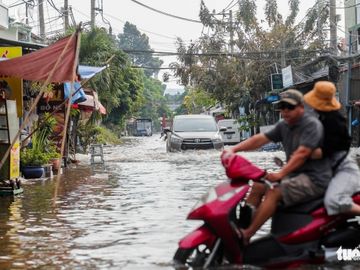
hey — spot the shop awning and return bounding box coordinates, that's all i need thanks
[0,33,79,83]
[78,65,107,80]
[78,89,106,114]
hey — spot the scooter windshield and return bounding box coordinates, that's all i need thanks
[191,187,217,211]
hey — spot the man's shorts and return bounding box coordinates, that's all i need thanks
[280,173,325,206]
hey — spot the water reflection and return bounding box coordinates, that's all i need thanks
[0,136,357,269]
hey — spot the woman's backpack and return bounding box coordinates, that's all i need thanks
[318,110,351,157]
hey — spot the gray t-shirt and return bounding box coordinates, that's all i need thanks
[264,113,331,188]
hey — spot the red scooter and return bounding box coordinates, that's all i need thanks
[173,154,360,269]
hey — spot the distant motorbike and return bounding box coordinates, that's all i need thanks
[173,153,360,269]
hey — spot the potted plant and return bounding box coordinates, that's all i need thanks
[20,113,60,178]
[20,148,49,178]
[47,145,61,173]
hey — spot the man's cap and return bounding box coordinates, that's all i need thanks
[277,89,303,106]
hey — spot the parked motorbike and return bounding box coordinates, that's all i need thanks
[173,153,360,269]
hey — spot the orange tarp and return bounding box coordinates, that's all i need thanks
[0,34,78,83]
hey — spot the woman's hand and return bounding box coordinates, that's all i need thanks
[266,172,283,182]
[310,147,323,159]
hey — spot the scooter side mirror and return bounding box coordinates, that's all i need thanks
[273,157,284,167]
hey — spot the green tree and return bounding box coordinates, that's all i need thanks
[118,22,163,77]
[79,27,144,128]
[137,76,171,131]
[172,0,329,116]
[183,87,216,114]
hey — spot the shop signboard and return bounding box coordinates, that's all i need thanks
[10,140,20,178]
[271,73,283,90]
[282,65,293,88]
[0,47,23,117]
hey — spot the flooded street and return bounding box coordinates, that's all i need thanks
[0,135,358,269]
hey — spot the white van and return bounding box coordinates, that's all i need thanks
[218,119,241,145]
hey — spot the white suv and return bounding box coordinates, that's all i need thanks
[218,119,241,145]
[164,114,225,152]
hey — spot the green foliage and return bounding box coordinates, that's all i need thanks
[172,0,329,120]
[237,113,258,132]
[183,87,216,114]
[118,22,163,77]
[79,27,145,129]
[238,0,257,32]
[21,113,59,166]
[96,126,121,145]
[77,123,121,153]
[136,76,171,131]
[264,0,281,26]
[21,148,49,166]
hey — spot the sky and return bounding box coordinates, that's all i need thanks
[4,0,345,92]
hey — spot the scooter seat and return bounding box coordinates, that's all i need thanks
[277,197,324,214]
[271,198,324,236]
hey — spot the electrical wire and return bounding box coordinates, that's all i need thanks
[47,0,62,14]
[122,48,324,57]
[333,2,360,9]
[102,11,179,40]
[222,0,236,12]
[225,0,239,12]
[129,0,202,23]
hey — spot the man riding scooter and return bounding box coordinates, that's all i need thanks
[223,89,332,245]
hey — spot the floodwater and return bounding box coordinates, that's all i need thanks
[0,135,359,270]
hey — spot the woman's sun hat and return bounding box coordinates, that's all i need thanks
[304,81,341,112]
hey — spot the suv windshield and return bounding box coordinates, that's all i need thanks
[173,118,218,132]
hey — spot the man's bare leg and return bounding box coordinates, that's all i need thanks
[241,187,282,244]
[246,182,267,208]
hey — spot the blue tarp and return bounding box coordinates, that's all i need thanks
[64,65,107,104]
[64,81,86,104]
[266,94,280,103]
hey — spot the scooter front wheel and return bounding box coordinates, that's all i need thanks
[173,239,223,268]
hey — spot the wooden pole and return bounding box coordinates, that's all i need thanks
[53,27,82,204]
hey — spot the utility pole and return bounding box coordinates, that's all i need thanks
[64,0,69,31]
[317,0,322,39]
[329,0,337,54]
[38,0,45,38]
[25,2,29,24]
[346,33,352,135]
[281,40,286,67]
[91,0,96,29]
[229,10,234,54]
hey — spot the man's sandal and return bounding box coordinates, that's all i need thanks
[230,221,249,248]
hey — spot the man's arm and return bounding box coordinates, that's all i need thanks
[267,145,312,182]
[228,133,270,153]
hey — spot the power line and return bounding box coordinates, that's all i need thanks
[222,0,236,12]
[123,48,325,57]
[334,2,360,9]
[131,66,177,70]
[102,11,178,40]
[129,0,202,23]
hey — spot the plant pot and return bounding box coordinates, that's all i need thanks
[22,165,45,179]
